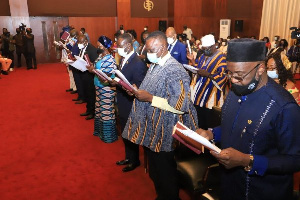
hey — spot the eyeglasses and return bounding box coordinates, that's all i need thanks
[224,63,260,82]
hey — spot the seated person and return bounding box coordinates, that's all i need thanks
[0,53,12,75]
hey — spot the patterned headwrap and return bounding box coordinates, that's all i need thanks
[98,35,112,49]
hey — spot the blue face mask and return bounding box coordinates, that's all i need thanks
[147,52,160,63]
[267,70,278,79]
[147,46,162,64]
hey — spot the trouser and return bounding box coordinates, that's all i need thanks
[195,106,214,130]
[16,46,25,67]
[81,71,95,115]
[7,51,14,69]
[67,66,77,90]
[71,67,85,101]
[147,149,180,200]
[25,51,37,69]
[123,138,140,165]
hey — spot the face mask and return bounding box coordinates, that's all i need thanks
[97,48,104,55]
[167,37,175,45]
[274,37,277,41]
[231,73,260,96]
[115,38,117,42]
[222,42,226,46]
[203,47,212,56]
[78,43,85,49]
[144,28,147,31]
[227,39,230,41]
[117,47,127,57]
[71,37,77,43]
[267,70,278,79]
[147,52,160,64]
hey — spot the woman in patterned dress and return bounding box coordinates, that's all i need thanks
[88,36,118,143]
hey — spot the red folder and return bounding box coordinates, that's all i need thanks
[61,31,70,41]
[114,77,134,92]
[172,122,203,154]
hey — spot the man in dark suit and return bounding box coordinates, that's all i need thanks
[113,33,147,172]
[165,27,188,64]
[77,35,98,120]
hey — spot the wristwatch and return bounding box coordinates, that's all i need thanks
[244,155,254,172]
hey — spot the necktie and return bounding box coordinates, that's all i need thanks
[168,44,172,52]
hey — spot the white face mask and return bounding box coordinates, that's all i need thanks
[117,47,127,57]
[267,70,278,79]
[147,52,160,64]
[222,42,226,46]
[144,28,147,31]
[167,37,175,45]
[78,43,85,49]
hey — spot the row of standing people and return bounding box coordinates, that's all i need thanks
[61,26,300,200]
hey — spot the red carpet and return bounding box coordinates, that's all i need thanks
[0,64,163,200]
[1,64,299,200]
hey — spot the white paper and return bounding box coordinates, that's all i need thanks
[186,40,192,54]
[211,79,222,91]
[176,122,221,153]
[71,56,88,72]
[183,64,198,74]
[95,69,112,81]
[113,70,137,92]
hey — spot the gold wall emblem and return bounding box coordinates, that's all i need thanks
[144,0,154,12]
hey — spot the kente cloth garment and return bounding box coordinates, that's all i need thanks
[93,54,117,143]
[94,86,117,143]
[122,56,198,152]
[191,50,227,109]
[213,78,300,200]
[94,54,116,87]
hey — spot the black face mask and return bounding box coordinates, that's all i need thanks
[230,73,260,96]
[97,48,104,55]
[203,47,213,56]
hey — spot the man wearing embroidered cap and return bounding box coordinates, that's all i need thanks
[196,38,300,200]
[187,34,227,130]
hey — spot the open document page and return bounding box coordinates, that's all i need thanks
[71,55,88,72]
[113,70,137,92]
[183,64,198,74]
[172,121,221,154]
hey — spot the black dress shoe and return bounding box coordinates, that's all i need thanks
[72,98,80,101]
[75,100,86,104]
[85,115,94,120]
[116,159,130,166]
[80,112,90,116]
[66,89,73,92]
[122,163,140,172]
[1,70,8,75]
[70,90,78,94]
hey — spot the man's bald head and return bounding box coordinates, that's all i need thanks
[166,27,176,38]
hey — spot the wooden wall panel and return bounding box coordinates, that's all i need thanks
[174,0,263,40]
[29,17,69,64]
[117,0,168,43]
[0,0,11,16]
[27,0,117,17]
[69,17,117,47]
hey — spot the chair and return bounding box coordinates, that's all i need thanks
[175,106,222,199]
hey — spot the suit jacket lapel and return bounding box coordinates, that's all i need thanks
[121,53,136,72]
